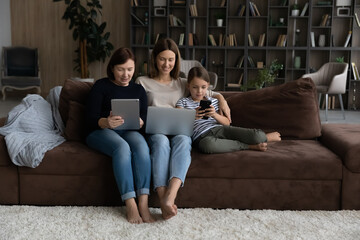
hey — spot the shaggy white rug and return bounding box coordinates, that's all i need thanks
[0,206,359,240]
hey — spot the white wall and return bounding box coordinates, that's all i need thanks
[0,0,11,86]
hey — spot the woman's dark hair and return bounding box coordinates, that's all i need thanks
[149,38,181,79]
[107,48,136,80]
[188,66,210,84]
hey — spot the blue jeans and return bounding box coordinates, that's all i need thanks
[146,134,192,190]
[86,129,151,201]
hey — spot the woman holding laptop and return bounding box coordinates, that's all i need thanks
[85,48,154,224]
[136,38,231,220]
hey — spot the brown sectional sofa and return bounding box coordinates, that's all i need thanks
[1,78,360,210]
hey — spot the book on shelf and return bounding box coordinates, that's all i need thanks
[344,31,352,47]
[218,34,226,47]
[235,55,244,68]
[249,2,256,16]
[227,73,243,88]
[131,12,145,26]
[236,5,246,16]
[250,1,261,16]
[208,34,217,46]
[311,32,315,47]
[140,31,146,44]
[258,33,266,47]
[178,33,185,46]
[220,0,226,7]
[230,33,237,46]
[169,14,176,26]
[248,34,254,47]
[355,13,360,27]
[190,4,198,17]
[132,0,139,7]
[176,17,185,27]
[321,96,336,109]
[247,56,255,68]
[352,62,360,80]
[193,33,199,45]
[188,33,193,46]
[300,2,308,16]
[188,33,198,46]
[154,33,166,44]
[276,34,287,47]
[320,14,329,27]
[173,0,186,5]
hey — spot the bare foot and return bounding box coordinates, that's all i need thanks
[126,199,143,224]
[266,132,281,142]
[138,205,156,223]
[160,195,177,220]
[249,142,268,151]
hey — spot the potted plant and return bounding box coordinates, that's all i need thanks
[336,56,345,63]
[215,12,225,27]
[291,4,300,16]
[243,59,283,90]
[53,0,114,80]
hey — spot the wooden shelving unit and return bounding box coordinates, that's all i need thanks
[130,0,360,110]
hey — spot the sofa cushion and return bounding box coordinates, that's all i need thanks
[64,100,87,142]
[19,141,112,175]
[188,140,342,180]
[226,78,321,139]
[59,78,93,125]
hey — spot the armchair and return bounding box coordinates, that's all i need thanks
[302,62,348,121]
[1,46,41,100]
[180,59,218,90]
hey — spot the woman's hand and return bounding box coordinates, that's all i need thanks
[139,118,144,128]
[218,96,232,123]
[98,111,124,129]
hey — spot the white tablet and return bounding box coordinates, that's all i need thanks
[111,99,140,130]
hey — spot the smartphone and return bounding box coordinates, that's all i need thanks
[199,100,212,119]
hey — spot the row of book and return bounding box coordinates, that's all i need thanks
[169,14,185,27]
[276,34,287,47]
[319,14,331,27]
[320,96,337,110]
[249,1,261,17]
[248,33,266,47]
[208,33,238,47]
[234,55,256,68]
[189,4,198,17]
[352,62,360,81]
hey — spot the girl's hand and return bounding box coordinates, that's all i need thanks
[195,106,206,120]
[204,105,216,118]
[107,111,124,129]
[139,118,144,128]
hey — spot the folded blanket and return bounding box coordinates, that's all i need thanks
[0,94,65,168]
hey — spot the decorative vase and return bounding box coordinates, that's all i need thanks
[294,56,301,69]
[292,9,300,16]
[318,34,326,47]
[216,19,223,27]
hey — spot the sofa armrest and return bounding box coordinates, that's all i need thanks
[320,124,360,172]
[0,117,6,127]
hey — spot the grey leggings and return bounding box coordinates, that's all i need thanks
[194,126,267,154]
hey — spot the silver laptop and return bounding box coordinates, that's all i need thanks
[146,107,196,136]
[111,99,140,130]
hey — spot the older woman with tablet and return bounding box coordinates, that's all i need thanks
[85,48,155,224]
